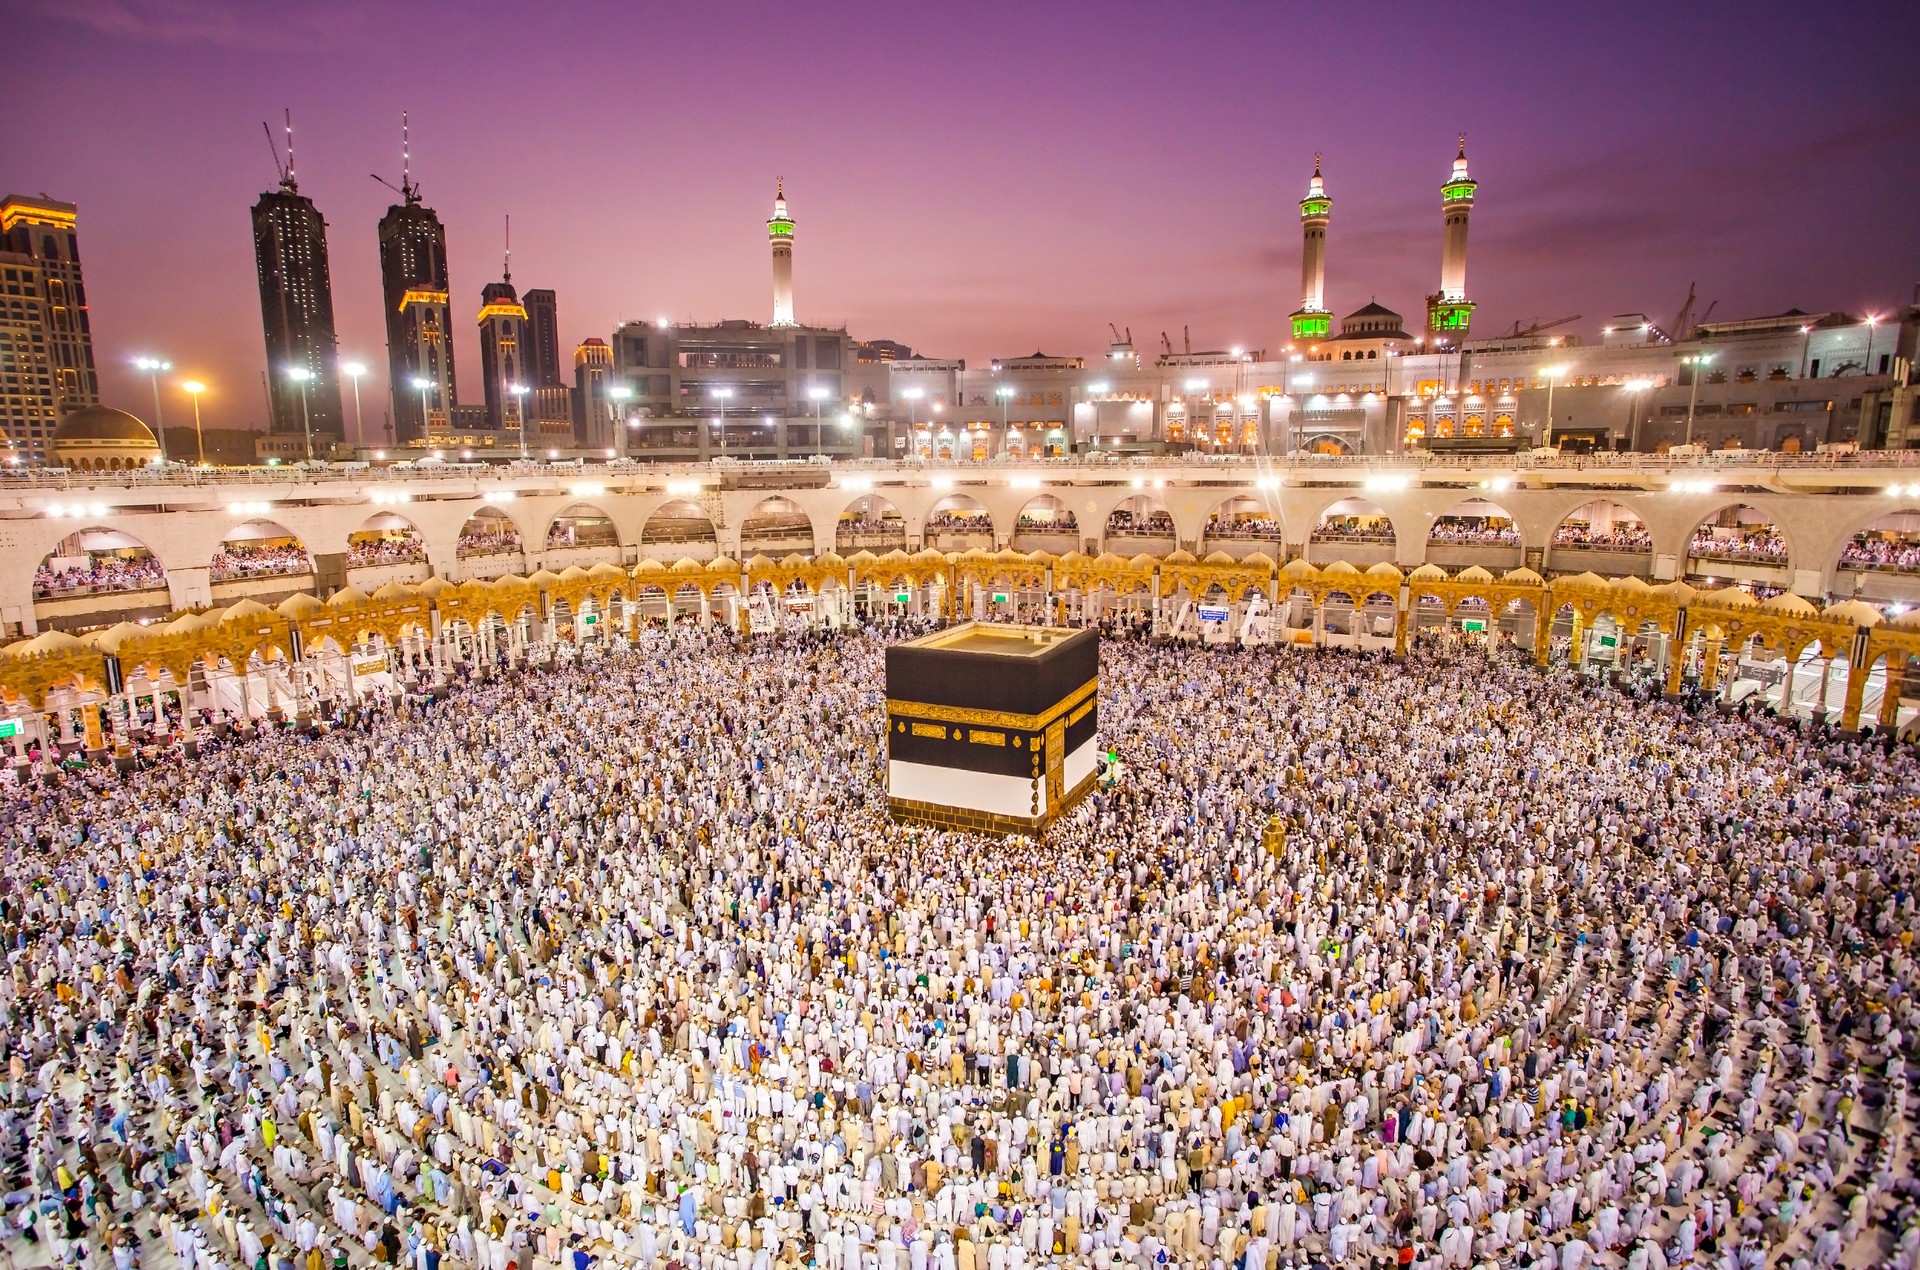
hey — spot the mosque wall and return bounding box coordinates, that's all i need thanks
[6,461,1920,634]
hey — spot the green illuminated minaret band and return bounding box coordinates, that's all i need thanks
[1289,154,1332,343]
[769,178,796,326]
[1428,135,1477,339]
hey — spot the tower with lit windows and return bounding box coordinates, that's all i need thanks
[1426,136,1477,340]
[769,179,795,327]
[477,250,530,435]
[252,166,343,441]
[1,195,99,416]
[378,175,456,443]
[1289,155,1332,342]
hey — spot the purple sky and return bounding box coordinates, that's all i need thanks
[10,0,1918,432]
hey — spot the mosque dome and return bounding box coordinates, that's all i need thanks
[53,406,156,445]
[51,406,163,471]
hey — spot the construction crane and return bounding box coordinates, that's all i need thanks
[370,111,422,205]
[1497,314,1581,340]
[1109,323,1125,344]
[1665,283,1697,344]
[261,110,296,192]
[1160,331,1174,356]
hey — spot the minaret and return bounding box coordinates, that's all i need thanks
[1426,135,1477,340]
[768,179,795,327]
[1289,154,1332,342]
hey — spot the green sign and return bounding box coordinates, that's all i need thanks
[894,591,911,604]
[991,591,1009,604]
[0,719,19,740]
[582,614,597,625]
[1461,618,1486,633]
[1598,634,1619,649]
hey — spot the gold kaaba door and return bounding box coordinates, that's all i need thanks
[1044,718,1066,815]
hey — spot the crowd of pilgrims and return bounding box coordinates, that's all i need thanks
[208,545,314,583]
[1686,533,1789,565]
[1551,528,1653,554]
[346,540,428,570]
[1840,537,1920,575]
[3,625,1919,1270]
[31,556,167,599]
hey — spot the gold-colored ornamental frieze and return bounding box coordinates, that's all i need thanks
[882,677,1096,732]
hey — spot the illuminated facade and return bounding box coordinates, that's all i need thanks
[0,250,57,462]
[252,178,343,442]
[477,272,530,436]
[609,318,872,460]
[573,338,614,450]
[0,196,98,418]
[378,192,457,444]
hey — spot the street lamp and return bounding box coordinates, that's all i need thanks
[1539,365,1568,444]
[1680,355,1713,446]
[995,383,1015,450]
[342,362,366,449]
[134,357,172,464]
[411,376,433,440]
[902,387,924,437]
[1621,378,1654,452]
[609,384,633,459]
[509,384,529,459]
[1797,326,1812,380]
[709,386,733,457]
[181,380,207,465]
[1863,314,1881,377]
[808,384,830,450]
[286,365,314,462]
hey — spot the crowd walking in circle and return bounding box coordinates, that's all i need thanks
[1,628,1917,1270]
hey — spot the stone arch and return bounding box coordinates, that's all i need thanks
[543,501,625,552]
[33,525,168,599]
[837,494,906,552]
[347,511,427,568]
[641,500,718,549]
[1203,494,1284,547]
[1684,502,1792,573]
[1309,499,1397,550]
[1103,493,1174,543]
[740,496,816,555]
[1833,506,1920,573]
[924,493,994,549]
[1012,493,1079,535]
[457,507,524,558]
[1552,498,1650,551]
[214,519,312,580]
[1426,498,1521,549]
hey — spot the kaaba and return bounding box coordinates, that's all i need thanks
[885,622,1100,836]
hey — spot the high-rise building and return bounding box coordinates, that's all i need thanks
[378,182,455,443]
[0,251,57,462]
[1427,137,1477,341]
[477,265,530,435]
[572,337,614,449]
[769,181,795,327]
[252,167,344,442]
[523,288,561,387]
[1290,156,1332,343]
[1,196,98,414]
